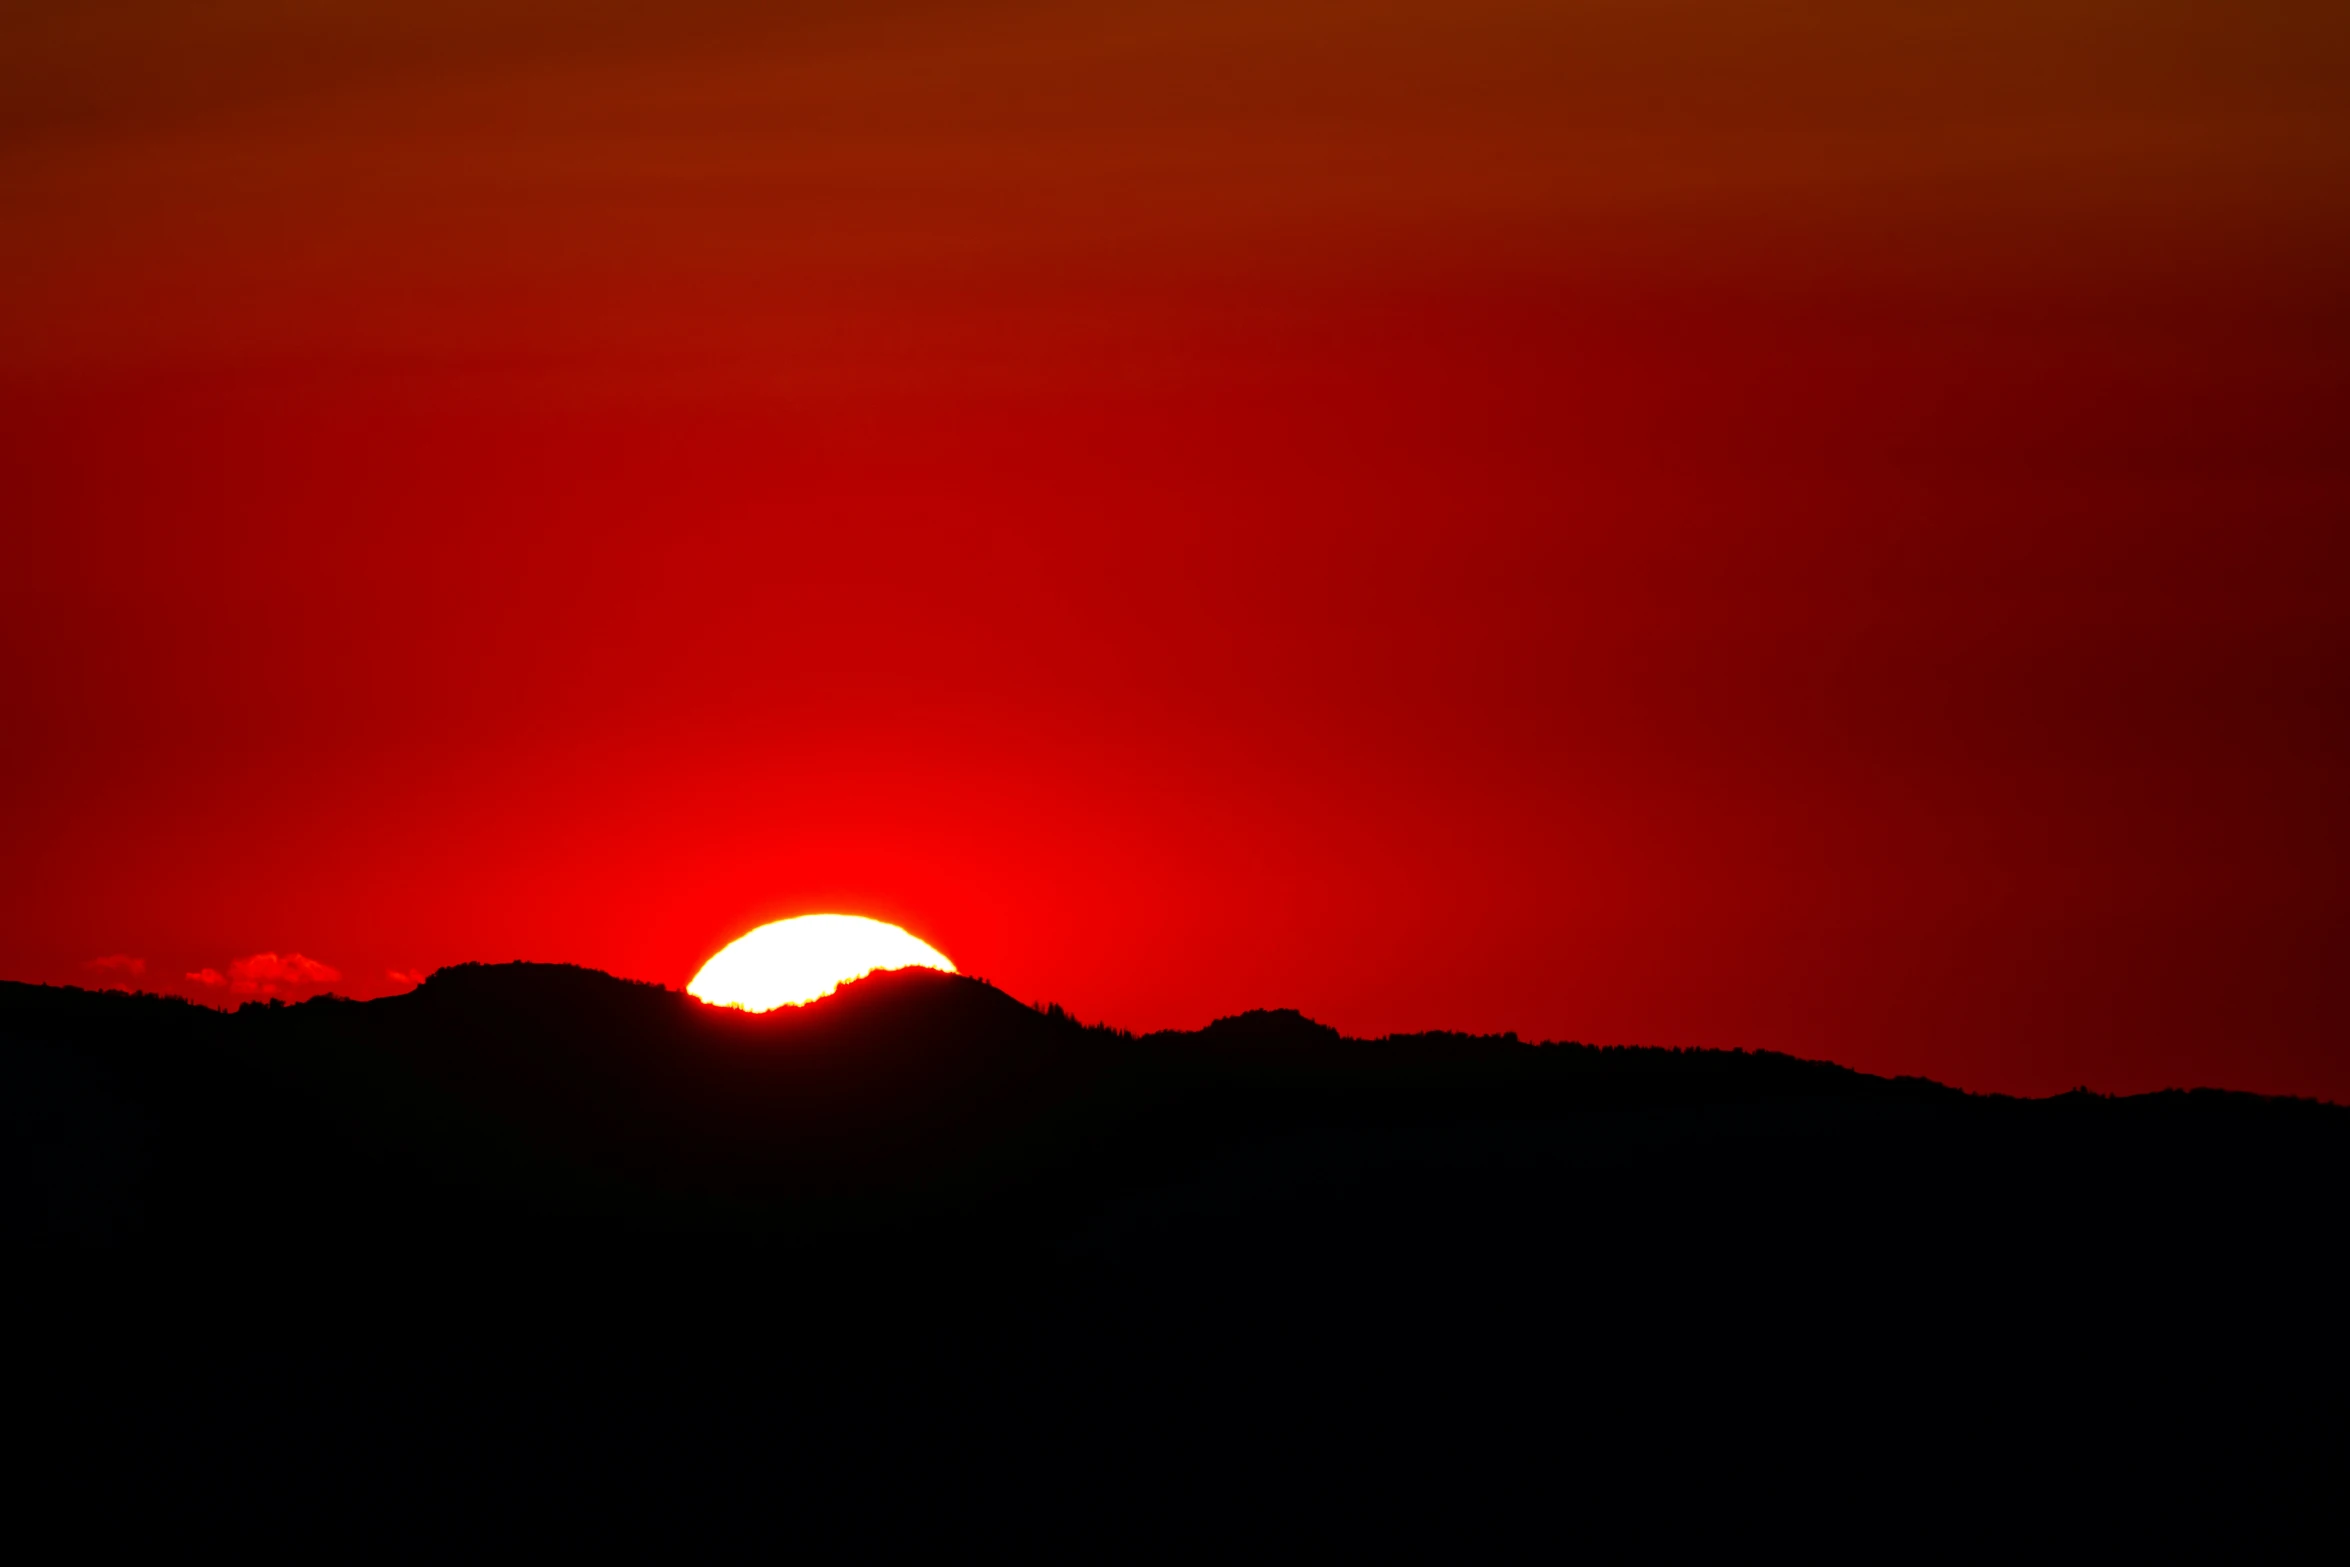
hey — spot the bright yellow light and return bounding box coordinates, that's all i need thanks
[687,914,955,1012]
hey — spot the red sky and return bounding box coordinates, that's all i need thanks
[5,1,2347,1098]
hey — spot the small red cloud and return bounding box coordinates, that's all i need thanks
[386,968,428,990]
[185,952,342,1000]
[83,954,146,990]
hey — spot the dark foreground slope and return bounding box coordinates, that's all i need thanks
[8,965,2345,1548]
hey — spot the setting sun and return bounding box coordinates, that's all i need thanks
[687,915,955,1012]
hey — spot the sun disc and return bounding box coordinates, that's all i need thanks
[687,914,955,1012]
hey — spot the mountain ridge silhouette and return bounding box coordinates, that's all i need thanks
[8,960,2344,1547]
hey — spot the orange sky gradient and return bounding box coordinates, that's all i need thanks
[5,1,2347,1097]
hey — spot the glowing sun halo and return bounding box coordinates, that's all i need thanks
[688,914,956,1012]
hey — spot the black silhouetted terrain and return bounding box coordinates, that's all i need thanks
[9,964,2345,1548]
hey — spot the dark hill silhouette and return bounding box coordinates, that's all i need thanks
[7,964,2345,1549]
